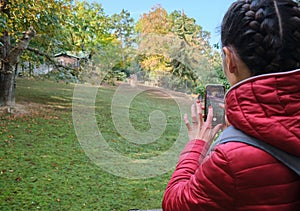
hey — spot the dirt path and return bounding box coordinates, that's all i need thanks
[116,81,197,102]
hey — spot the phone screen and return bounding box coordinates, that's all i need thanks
[204,84,225,126]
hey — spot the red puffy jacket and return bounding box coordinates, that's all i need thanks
[162,69,300,211]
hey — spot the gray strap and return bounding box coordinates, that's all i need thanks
[210,126,300,176]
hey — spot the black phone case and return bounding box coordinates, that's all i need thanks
[204,84,225,126]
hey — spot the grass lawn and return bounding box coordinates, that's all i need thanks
[0,78,193,210]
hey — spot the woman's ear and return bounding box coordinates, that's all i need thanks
[222,46,252,85]
[222,47,237,73]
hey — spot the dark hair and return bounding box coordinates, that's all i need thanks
[221,0,300,75]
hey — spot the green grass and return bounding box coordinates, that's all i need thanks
[0,78,192,210]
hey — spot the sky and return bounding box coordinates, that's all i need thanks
[91,0,235,45]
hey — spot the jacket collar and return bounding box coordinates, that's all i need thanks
[225,69,300,97]
[225,69,300,156]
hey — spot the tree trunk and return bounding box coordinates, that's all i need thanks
[0,31,13,106]
[0,65,15,106]
[0,27,36,107]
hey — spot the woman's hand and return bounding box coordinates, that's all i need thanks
[184,100,223,144]
[219,103,231,128]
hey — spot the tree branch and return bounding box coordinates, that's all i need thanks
[26,47,78,72]
[9,26,36,66]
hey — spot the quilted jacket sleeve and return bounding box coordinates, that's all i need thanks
[162,139,235,211]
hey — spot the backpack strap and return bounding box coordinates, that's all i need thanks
[209,126,300,176]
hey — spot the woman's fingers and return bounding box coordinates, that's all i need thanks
[205,106,213,128]
[191,104,197,124]
[219,103,225,109]
[218,103,230,128]
[196,100,203,126]
[184,100,222,142]
[212,124,223,137]
[184,113,192,131]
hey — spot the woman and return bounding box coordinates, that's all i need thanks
[162,0,300,210]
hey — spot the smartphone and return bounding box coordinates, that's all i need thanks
[204,84,225,126]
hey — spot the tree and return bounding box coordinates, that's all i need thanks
[79,41,122,85]
[64,0,112,56]
[168,10,210,81]
[136,4,171,35]
[0,0,67,106]
[136,5,173,72]
[136,6,217,89]
[110,9,135,69]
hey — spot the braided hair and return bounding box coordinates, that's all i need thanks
[221,0,300,75]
